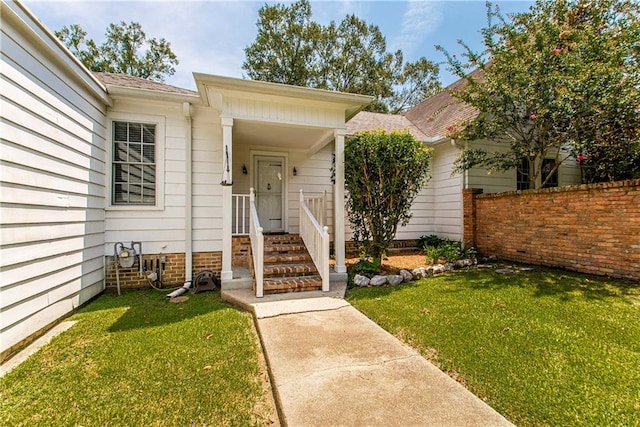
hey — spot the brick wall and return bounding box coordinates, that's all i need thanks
[232,235,251,267]
[464,179,640,281]
[106,251,222,291]
[463,188,483,247]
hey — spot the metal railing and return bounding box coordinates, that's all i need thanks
[232,194,250,235]
[249,188,264,297]
[299,189,330,291]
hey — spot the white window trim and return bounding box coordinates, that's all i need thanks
[105,112,166,211]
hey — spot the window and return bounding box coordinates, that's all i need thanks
[112,121,156,205]
[541,158,558,188]
[517,158,530,190]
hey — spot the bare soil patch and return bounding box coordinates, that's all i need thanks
[344,252,426,273]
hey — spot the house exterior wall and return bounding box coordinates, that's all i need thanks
[104,99,222,254]
[466,140,581,193]
[103,98,224,287]
[393,142,462,241]
[466,179,640,281]
[1,2,109,358]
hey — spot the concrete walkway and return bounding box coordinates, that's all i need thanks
[225,290,513,426]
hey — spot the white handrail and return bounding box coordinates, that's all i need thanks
[249,188,264,297]
[305,190,327,227]
[232,194,250,235]
[299,190,330,292]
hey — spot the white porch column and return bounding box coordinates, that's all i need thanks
[221,117,234,281]
[334,129,347,274]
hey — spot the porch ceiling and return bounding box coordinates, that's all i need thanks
[233,119,335,152]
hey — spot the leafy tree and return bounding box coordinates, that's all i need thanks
[384,57,441,114]
[437,0,640,187]
[242,0,320,86]
[243,0,440,113]
[55,21,178,82]
[344,130,432,265]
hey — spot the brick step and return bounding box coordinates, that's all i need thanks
[263,262,318,278]
[263,251,311,264]
[264,234,303,244]
[263,275,322,294]
[264,243,307,253]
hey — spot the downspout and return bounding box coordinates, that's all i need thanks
[183,102,193,282]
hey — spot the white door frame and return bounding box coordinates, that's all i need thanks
[250,151,288,232]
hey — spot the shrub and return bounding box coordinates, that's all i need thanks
[347,258,381,287]
[423,237,475,264]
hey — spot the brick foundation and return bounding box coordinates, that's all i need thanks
[344,239,421,256]
[464,179,640,281]
[106,251,222,291]
[232,235,251,267]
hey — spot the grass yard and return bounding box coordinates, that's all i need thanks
[0,290,276,426]
[347,267,640,427]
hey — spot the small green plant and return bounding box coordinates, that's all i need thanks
[418,234,445,249]
[422,236,474,264]
[347,258,382,287]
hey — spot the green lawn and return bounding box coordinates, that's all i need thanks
[347,267,640,427]
[0,291,275,426]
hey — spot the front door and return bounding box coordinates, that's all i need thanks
[254,156,284,232]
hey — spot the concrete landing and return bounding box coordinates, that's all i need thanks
[221,280,347,313]
[253,298,513,427]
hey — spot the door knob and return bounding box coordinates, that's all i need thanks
[267,183,271,190]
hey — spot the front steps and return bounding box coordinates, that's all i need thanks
[261,234,322,294]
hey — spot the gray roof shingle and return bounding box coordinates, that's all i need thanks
[346,111,427,141]
[94,72,198,97]
[405,70,481,139]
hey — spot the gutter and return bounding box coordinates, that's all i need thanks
[183,102,193,281]
[106,85,201,104]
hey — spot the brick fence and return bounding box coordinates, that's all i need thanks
[463,179,640,281]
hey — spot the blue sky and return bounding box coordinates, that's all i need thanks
[24,0,534,90]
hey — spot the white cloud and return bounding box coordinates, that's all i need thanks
[390,0,443,58]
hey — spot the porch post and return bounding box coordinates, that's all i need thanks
[221,117,234,281]
[334,129,347,274]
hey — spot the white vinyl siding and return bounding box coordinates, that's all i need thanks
[104,101,223,255]
[192,108,223,253]
[396,142,463,241]
[1,3,107,355]
[467,140,582,192]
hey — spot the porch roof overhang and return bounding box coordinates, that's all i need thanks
[194,73,373,153]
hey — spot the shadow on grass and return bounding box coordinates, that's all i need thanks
[463,266,639,302]
[78,289,234,332]
[349,266,639,303]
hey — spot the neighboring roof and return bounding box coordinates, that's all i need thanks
[405,70,482,139]
[344,70,483,143]
[346,111,427,141]
[94,72,199,100]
